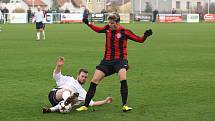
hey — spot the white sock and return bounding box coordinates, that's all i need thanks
[37,32,40,39]
[50,104,61,112]
[42,30,45,39]
[62,91,71,101]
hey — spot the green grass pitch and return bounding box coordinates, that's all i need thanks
[0,23,215,121]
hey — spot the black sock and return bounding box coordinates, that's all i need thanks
[84,82,97,107]
[120,80,128,106]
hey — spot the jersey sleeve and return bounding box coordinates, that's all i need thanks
[53,72,67,87]
[124,29,146,43]
[88,24,108,33]
[53,72,62,81]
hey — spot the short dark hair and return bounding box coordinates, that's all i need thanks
[78,68,88,75]
[108,13,120,23]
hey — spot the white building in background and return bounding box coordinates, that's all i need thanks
[132,0,205,13]
[0,0,24,12]
[0,0,84,13]
[42,0,52,9]
[82,0,106,13]
[58,0,83,13]
[0,0,48,13]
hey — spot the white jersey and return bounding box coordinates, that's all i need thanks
[53,72,94,106]
[34,10,44,22]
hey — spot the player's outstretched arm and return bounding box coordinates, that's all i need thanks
[54,57,64,74]
[92,97,113,106]
[125,29,153,43]
[82,18,108,33]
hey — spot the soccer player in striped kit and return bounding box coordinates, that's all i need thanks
[76,13,153,112]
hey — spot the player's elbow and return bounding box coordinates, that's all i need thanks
[140,37,147,43]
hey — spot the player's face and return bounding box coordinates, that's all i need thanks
[77,72,88,85]
[37,6,41,11]
[108,19,118,30]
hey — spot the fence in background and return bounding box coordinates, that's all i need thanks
[0,13,215,24]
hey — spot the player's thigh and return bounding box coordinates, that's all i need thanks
[96,62,115,77]
[91,69,105,84]
[118,68,127,81]
[55,89,71,101]
[48,90,59,106]
[115,60,128,81]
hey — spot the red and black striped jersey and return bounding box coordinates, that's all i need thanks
[88,23,147,61]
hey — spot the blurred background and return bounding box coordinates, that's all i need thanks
[0,0,215,24]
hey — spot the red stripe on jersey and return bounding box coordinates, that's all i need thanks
[123,39,127,59]
[105,31,112,60]
[114,32,120,60]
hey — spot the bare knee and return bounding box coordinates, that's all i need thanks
[91,69,105,84]
[91,76,102,84]
[118,69,127,81]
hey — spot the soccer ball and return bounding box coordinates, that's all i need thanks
[58,101,72,113]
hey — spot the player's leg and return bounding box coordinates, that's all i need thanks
[42,107,52,113]
[43,104,60,113]
[76,69,105,111]
[84,69,105,105]
[116,60,132,112]
[55,89,71,101]
[43,89,62,113]
[42,23,45,40]
[48,89,59,106]
[118,69,132,112]
[36,22,40,40]
[36,29,40,40]
[64,92,79,105]
[118,68,128,105]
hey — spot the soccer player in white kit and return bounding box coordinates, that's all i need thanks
[42,57,112,113]
[34,6,45,40]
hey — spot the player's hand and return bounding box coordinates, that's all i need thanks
[105,97,113,104]
[82,18,89,25]
[57,57,64,67]
[144,29,153,38]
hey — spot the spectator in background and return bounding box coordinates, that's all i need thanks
[64,8,70,13]
[2,7,9,23]
[27,8,32,23]
[47,9,51,13]
[152,9,158,23]
[0,7,3,23]
[83,6,89,20]
[172,8,176,14]
[101,9,107,23]
[101,9,107,14]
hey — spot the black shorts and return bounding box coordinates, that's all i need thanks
[48,88,61,106]
[36,22,45,29]
[96,59,129,77]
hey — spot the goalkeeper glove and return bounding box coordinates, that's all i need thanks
[82,18,89,25]
[144,29,153,38]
